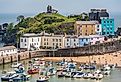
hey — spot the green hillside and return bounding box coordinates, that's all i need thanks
[16,13,76,35]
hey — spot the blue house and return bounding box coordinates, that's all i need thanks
[79,36,90,47]
[101,18,115,36]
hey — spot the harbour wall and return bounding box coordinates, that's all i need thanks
[0,40,121,65]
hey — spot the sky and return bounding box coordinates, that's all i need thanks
[0,0,121,15]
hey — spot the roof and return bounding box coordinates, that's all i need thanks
[0,46,16,51]
[65,35,78,38]
[79,35,104,38]
[75,21,99,25]
[21,33,41,37]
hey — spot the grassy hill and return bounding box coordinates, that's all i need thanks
[16,13,76,35]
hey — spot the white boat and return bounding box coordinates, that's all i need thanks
[83,72,93,79]
[91,70,103,80]
[73,72,85,78]
[12,62,23,68]
[103,66,111,75]
[1,71,19,81]
[36,76,49,82]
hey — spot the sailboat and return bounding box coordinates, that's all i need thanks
[12,42,23,68]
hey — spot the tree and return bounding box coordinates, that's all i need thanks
[17,15,25,22]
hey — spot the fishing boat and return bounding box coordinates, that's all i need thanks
[36,76,49,82]
[1,71,19,81]
[28,68,39,74]
[12,73,31,81]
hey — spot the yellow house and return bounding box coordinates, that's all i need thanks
[74,21,99,36]
[41,33,65,49]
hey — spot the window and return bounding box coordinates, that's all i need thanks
[74,39,76,42]
[107,32,109,34]
[25,44,26,46]
[97,29,99,31]
[53,39,54,41]
[53,43,54,46]
[67,43,68,45]
[104,21,106,23]
[91,38,93,40]
[86,30,87,32]
[44,43,46,45]
[44,38,46,41]
[85,33,87,35]
[60,43,61,46]
[34,43,36,45]
[37,43,38,45]
[110,28,112,30]
[86,38,88,41]
[38,38,39,42]
[81,39,83,41]
[56,39,58,42]
[32,38,33,42]
[24,39,26,42]
[59,39,61,42]
[47,42,48,45]
[67,39,69,41]
[107,21,109,23]
[21,39,23,42]
[110,21,112,23]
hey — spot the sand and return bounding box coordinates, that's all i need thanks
[44,51,121,67]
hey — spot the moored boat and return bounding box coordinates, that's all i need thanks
[36,76,49,82]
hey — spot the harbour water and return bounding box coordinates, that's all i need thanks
[0,59,121,82]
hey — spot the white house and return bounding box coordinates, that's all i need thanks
[0,46,17,56]
[64,35,79,48]
[20,33,41,50]
[89,35,104,45]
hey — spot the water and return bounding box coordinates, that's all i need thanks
[0,59,121,82]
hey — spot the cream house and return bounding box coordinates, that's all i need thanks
[0,46,17,56]
[41,33,65,49]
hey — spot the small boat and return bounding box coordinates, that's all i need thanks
[1,71,19,81]
[28,68,39,74]
[57,71,65,77]
[103,66,111,75]
[65,72,72,78]
[36,76,49,82]
[73,72,85,78]
[12,73,31,81]
[12,62,23,68]
[91,70,103,80]
[14,66,25,73]
[83,72,93,79]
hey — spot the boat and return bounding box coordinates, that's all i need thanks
[12,73,31,81]
[14,66,25,73]
[57,71,65,77]
[103,66,111,75]
[28,68,39,74]
[73,72,85,78]
[36,76,49,82]
[12,62,23,68]
[83,72,93,79]
[91,70,103,80]
[65,72,72,78]
[1,71,19,81]
[47,67,56,76]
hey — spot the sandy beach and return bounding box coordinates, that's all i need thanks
[44,51,121,67]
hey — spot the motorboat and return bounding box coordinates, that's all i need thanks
[83,72,93,79]
[57,71,65,77]
[12,62,23,68]
[36,76,49,82]
[12,73,31,81]
[28,68,39,74]
[1,71,19,81]
[73,72,85,78]
[91,70,103,80]
[14,66,25,73]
